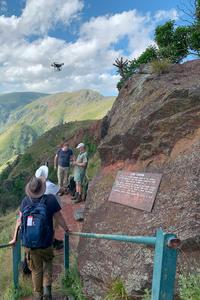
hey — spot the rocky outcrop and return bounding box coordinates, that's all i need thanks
[78,60,200,299]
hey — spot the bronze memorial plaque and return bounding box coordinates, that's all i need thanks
[108,171,162,212]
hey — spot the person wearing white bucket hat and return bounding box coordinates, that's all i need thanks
[35,165,63,250]
[35,165,59,196]
[72,142,88,203]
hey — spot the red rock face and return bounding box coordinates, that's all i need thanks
[78,60,200,299]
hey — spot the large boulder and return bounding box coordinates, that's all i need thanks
[78,60,200,299]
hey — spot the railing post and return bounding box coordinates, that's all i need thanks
[12,237,21,289]
[64,232,69,270]
[151,228,178,300]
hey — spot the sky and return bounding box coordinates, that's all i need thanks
[0,0,190,96]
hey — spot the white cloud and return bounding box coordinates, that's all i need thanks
[0,1,179,95]
[19,0,84,35]
[154,9,179,22]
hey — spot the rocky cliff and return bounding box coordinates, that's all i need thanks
[78,60,200,299]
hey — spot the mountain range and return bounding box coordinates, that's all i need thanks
[0,92,48,130]
[0,90,115,167]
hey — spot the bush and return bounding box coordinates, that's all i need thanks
[104,278,129,300]
[179,273,200,300]
[61,261,86,300]
[86,152,101,181]
[142,289,151,300]
[2,279,32,300]
[151,59,170,75]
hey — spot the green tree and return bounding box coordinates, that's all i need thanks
[188,0,200,55]
[178,0,200,55]
[155,21,189,62]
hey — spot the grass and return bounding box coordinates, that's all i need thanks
[151,59,170,75]
[2,278,32,300]
[142,289,151,300]
[0,211,33,300]
[61,260,87,300]
[87,152,101,180]
[179,273,200,300]
[104,278,129,300]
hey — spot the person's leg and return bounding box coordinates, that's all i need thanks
[26,249,43,298]
[71,181,79,200]
[42,247,54,300]
[57,165,62,189]
[73,182,82,203]
[58,166,65,195]
[77,182,82,194]
[52,216,63,250]
[63,167,69,192]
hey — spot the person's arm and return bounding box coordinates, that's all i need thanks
[54,154,58,170]
[9,212,22,245]
[74,161,87,167]
[74,153,87,167]
[54,211,69,232]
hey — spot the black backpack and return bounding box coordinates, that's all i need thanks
[21,196,50,249]
[67,176,76,195]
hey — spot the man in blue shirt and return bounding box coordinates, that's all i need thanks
[9,176,69,300]
[54,142,73,195]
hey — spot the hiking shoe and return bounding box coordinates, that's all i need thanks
[64,188,69,194]
[43,286,52,300]
[53,239,64,250]
[73,194,82,204]
[58,190,64,196]
[71,192,78,200]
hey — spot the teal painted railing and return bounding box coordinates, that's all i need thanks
[0,228,180,300]
[0,237,21,289]
[64,228,180,300]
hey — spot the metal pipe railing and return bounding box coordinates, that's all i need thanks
[0,228,180,300]
[70,231,157,246]
[0,235,21,289]
[64,228,180,300]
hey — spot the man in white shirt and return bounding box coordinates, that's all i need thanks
[35,165,63,249]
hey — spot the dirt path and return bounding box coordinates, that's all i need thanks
[22,194,84,300]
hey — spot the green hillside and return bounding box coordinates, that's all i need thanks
[0,92,48,130]
[0,120,99,214]
[0,90,115,166]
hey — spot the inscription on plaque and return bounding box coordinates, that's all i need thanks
[108,171,162,212]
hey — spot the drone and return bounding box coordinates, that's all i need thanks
[51,62,64,71]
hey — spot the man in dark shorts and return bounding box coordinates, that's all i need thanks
[9,176,69,300]
[54,142,73,195]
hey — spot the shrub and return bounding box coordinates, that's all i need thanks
[86,152,101,181]
[61,261,86,300]
[179,273,200,300]
[142,289,151,300]
[151,59,170,75]
[2,278,32,300]
[104,278,129,300]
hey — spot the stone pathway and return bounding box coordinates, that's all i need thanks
[21,194,85,300]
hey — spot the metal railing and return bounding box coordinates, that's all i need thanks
[0,228,180,300]
[64,228,180,300]
[0,237,21,289]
